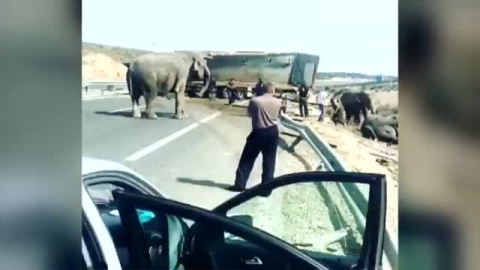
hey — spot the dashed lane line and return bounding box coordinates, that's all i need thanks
[124,111,222,162]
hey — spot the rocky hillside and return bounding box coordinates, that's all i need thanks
[82,42,153,64]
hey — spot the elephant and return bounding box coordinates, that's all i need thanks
[125,52,210,119]
[361,114,399,145]
[334,91,375,124]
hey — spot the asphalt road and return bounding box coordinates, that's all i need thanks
[83,94,304,208]
[82,94,363,256]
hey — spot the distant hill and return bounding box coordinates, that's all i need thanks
[82,42,154,63]
[315,72,397,81]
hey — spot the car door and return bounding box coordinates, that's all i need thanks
[110,171,385,270]
[112,190,328,270]
[83,170,189,269]
[208,171,387,270]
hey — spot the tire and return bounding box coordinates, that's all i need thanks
[361,125,377,140]
[221,87,229,99]
[236,90,245,100]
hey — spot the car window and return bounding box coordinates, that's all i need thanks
[126,206,293,270]
[225,181,369,258]
[133,208,170,269]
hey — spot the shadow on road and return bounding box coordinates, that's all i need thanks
[278,136,312,171]
[177,177,231,189]
[94,111,175,119]
[229,113,249,117]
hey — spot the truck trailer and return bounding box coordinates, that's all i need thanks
[183,51,320,99]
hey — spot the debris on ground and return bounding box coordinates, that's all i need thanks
[283,93,399,237]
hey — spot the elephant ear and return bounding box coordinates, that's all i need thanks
[189,53,207,71]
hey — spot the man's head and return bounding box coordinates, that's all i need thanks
[264,82,275,94]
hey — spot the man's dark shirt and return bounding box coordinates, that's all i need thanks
[299,86,309,98]
[254,82,264,96]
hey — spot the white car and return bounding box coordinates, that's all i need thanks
[81,157,387,270]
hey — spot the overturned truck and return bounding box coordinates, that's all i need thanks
[182,51,320,99]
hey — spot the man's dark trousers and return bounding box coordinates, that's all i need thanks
[228,88,236,104]
[234,125,279,189]
[299,98,309,117]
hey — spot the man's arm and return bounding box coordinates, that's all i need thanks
[247,100,254,117]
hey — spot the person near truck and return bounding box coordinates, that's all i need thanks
[227,78,237,105]
[254,78,264,96]
[226,82,282,192]
[280,93,288,114]
[208,76,217,101]
[298,84,309,117]
[316,88,328,121]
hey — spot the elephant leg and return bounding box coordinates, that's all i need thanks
[144,87,158,119]
[361,108,368,120]
[354,112,361,124]
[173,81,188,119]
[345,109,352,123]
[129,73,142,118]
[131,92,142,118]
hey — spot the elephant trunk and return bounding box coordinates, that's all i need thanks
[203,67,210,90]
[196,66,210,98]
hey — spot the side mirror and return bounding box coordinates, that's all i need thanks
[229,214,253,227]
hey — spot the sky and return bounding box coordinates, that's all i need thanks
[82,0,398,76]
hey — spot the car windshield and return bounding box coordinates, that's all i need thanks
[82,29,397,269]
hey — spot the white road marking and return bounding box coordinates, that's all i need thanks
[237,100,249,106]
[199,111,222,123]
[125,111,222,162]
[109,105,145,114]
[125,123,200,162]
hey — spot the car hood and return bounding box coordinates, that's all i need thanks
[82,156,143,179]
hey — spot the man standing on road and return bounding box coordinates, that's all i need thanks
[227,82,282,192]
[298,84,309,117]
[317,88,328,121]
[227,78,237,105]
[254,78,264,96]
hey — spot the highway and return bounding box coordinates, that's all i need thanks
[83,94,316,209]
[82,93,364,256]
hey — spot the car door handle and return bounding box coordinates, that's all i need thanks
[243,256,263,265]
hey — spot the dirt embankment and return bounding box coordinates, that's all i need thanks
[82,53,128,82]
[285,90,399,236]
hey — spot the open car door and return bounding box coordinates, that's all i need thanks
[112,171,386,270]
[207,171,387,270]
[112,190,327,270]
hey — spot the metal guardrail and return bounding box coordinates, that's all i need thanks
[279,114,397,270]
[82,82,128,94]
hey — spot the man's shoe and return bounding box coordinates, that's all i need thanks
[226,185,245,192]
[258,190,272,198]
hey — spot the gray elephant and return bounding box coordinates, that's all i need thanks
[361,114,399,144]
[126,52,210,119]
[333,91,376,124]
